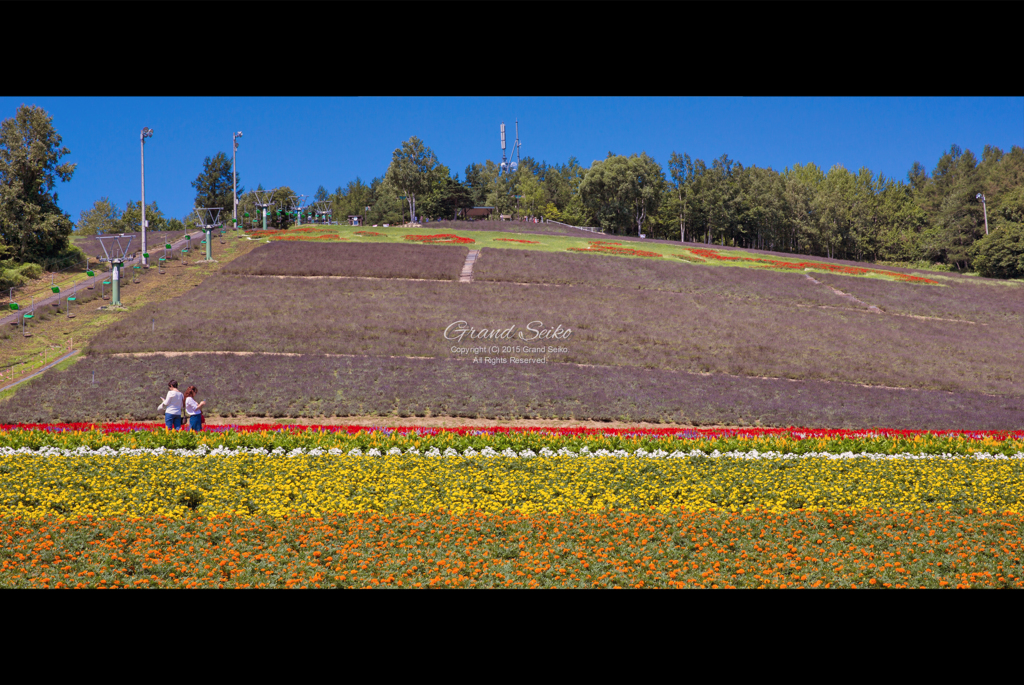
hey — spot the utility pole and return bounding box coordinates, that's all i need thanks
[233,131,243,230]
[140,127,153,266]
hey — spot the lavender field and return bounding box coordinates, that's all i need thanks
[6,241,1021,428]
[84,270,1024,397]
[4,352,1022,429]
[473,248,864,306]
[811,271,1024,324]
[221,242,468,280]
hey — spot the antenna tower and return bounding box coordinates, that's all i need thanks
[499,119,522,176]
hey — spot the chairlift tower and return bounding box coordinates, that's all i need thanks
[96,235,134,307]
[194,207,223,261]
[250,188,276,231]
[288,195,307,226]
[314,200,332,225]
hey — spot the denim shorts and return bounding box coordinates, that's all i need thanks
[165,414,182,430]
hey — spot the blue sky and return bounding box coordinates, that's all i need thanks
[2,96,1021,226]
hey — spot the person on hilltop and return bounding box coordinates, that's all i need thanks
[158,380,184,430]
[183,385,206,432]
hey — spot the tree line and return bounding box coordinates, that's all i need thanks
[5,100,1022,290]
[326,137,1024,277]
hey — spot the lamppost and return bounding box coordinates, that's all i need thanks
[976,193,989,235]
[140,127,153,266]
[233,131,243,230]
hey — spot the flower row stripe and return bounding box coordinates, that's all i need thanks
[0,510,1019,589]
[2,450,1021,518]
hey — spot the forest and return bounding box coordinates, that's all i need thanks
[326,140,1024,277]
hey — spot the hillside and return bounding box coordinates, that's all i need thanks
[2,224,1022,428]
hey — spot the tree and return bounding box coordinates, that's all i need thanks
[191,152,240,216]
[332,177,374,223]
[971,185,1024,278]
[420,166,473,221]
[667,152,694,241]
[464,162,490,207]
[518,168,547,218]
[579,153,666,235]
[366,180,404,225]
[0,104,77,265]
[120,199,167,233]
[267,186,297,229]
[918,146,984,270]
[385,136,437,221]
[77,197,121,235]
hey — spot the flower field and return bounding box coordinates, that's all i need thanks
[403,233,476,245]
[568,240,663,258]
[2,445,1023,518]
[1,509,1019,589]
[267,234,345,242]
[0,425,1021,588]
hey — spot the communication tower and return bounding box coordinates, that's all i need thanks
[499,119,522,176]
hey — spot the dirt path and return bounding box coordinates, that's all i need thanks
[804,272,882,312]
[0,350,80,393]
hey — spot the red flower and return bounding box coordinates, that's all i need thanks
[403,234,475,245]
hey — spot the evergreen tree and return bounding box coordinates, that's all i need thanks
[191,152,240,215]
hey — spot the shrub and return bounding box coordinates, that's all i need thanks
[0,262,43,289]
[970,223,1024,279]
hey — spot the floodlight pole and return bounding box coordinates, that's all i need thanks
[977,193,989,235]
[140,127,153,267]
[233,132,242,230]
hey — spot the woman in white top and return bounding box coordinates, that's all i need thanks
[158,380,185,430]
[183,385,206,432]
